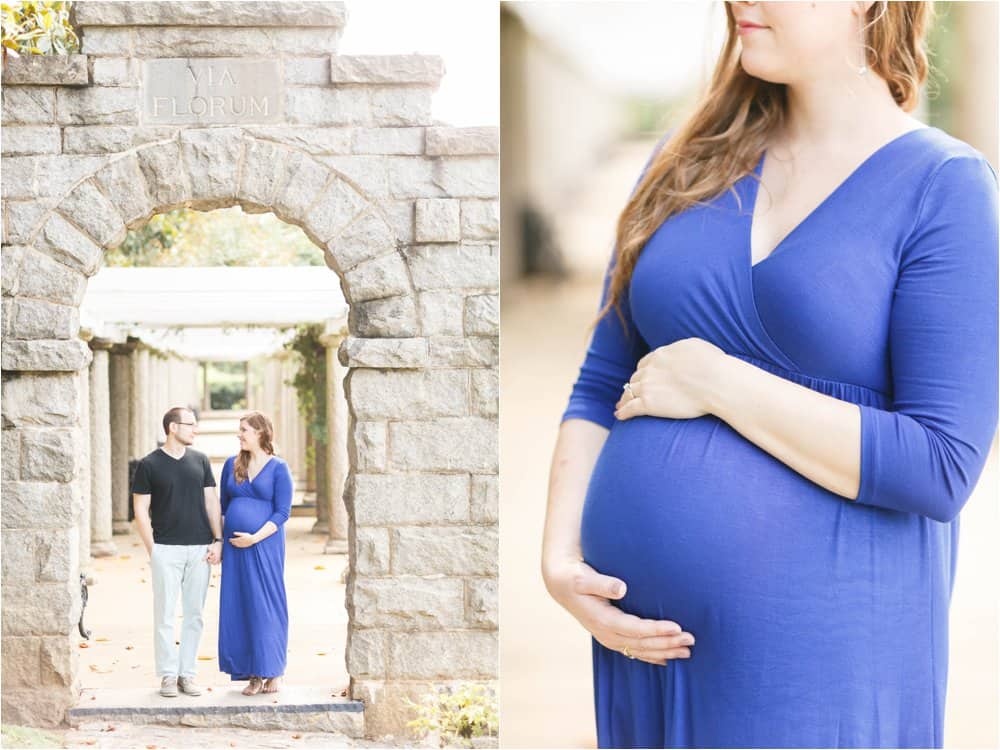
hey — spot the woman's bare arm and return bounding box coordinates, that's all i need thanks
[705,355,862,499]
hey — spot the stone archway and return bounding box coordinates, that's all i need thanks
[1,1,498,738]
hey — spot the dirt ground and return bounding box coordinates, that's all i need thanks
[78,516,349,692]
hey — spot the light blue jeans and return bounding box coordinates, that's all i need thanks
[150,543,211,678]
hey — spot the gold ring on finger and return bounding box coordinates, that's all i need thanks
[621,645,635,659]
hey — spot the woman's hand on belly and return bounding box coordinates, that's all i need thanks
[543,556,695,665]
[615,337,726,421]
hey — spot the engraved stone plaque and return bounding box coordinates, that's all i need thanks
[143,58,282,124]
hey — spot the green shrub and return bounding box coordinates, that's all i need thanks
[407,684,499,747]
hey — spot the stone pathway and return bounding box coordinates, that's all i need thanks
[13,721,405,748]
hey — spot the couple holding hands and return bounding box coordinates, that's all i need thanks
[132,407,293,698]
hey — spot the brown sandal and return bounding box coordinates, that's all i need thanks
[242,676,263,696]
[262,676,283,694]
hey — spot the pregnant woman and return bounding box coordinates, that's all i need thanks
[218,411,293,696]
[542,2,998,748]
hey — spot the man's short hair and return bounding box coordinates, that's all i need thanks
[163,407,192,436]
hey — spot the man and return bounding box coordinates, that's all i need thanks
[132,407,223,698]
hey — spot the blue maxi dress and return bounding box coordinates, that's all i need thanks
[563,126,998,748]
[218,455,293,680]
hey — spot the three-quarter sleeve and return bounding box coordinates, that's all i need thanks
[855,155,999,522]
[219,457,232,515]
[561,264,650,429]
[561,138,669,429]
[266,459,293,527]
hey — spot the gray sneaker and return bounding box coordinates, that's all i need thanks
[160,676,178,697]
[178,676,202,696]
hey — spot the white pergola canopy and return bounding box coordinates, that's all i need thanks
[81,266,348,360]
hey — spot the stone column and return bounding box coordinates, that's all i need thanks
[110,341,136,534]
[89,340,117,557]
[157,355,170,440]
[132,345,150,459]
[149,355,162,444]
[320,322,349,554]
[77,359,92,578]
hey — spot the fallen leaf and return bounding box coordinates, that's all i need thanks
[119,555,131,560]
[83,741,96,746]
[146,745,157,749]
[197,656,214,661]
[313,565,326,570]
[89,665,112,674]
[91,696,96,701]
[339,689,347,697]
[291,734,302,740]
[139,578,147,583]
[272,700,278,704]
[95,637,110,642]
[79,643,90,649]
[229,743,236,748]
[206,687,213,692]
[316,652,327,656]
[125,645,134,651]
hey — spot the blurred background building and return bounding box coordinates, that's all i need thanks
[499,2,999,748]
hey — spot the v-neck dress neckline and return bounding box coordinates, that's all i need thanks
[247,456,274,484]
[747,126,933,270]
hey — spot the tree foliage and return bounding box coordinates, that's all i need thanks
[105,207,324,268]
[108,210,190,267]
[1,1,79,59]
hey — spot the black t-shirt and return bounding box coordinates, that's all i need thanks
[131,448,216,545]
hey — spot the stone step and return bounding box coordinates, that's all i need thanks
[69,686,364,737]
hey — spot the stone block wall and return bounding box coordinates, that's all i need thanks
[1,1,498,737]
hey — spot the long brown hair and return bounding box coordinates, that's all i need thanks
[233,411,276,484]
[601,1,932,327]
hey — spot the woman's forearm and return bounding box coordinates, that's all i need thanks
[542,419,610,578]
[705,354,861,500]
[252,521,279,543]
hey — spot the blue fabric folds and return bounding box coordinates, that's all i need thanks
[562,126,998,748]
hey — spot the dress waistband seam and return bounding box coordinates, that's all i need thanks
[730,351,891,401]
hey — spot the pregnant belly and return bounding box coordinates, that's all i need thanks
[224,496,273,536]
[580,414,876,629]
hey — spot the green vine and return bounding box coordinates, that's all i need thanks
[284,324,327,471]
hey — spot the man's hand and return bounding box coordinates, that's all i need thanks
[205,541,222,564]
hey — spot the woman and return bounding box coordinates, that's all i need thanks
[218,411,293,695]
[542,2,997,748]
